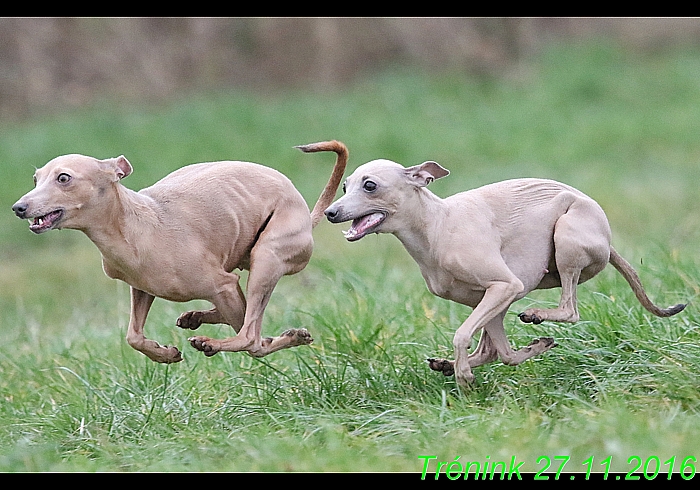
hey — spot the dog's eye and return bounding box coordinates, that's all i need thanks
[57,173,72,184]
[33,175,37,187]
[363,180,377,192]
[342,181,346,194]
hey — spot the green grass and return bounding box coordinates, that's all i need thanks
[1,41,699,474]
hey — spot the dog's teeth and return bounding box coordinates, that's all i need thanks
[38,218,43,226]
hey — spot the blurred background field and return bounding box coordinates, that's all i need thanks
[0,18,699,473]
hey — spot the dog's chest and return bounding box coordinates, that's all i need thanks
[101,254,203,302]
[422,268,485,308]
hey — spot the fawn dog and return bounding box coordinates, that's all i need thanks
[13,141,347,363]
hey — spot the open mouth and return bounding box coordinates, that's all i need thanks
[342,212,385,242]
[28,209,64,234]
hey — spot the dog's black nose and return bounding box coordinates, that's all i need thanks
[324,207,339,222]
[12,202,28,218]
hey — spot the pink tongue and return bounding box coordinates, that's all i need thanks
[345,212,384,240]
[31,210,61,230]
[351,213,381,234]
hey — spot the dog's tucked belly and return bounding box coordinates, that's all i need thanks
[102,253,224,302]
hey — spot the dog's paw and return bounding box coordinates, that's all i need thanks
[525,337,558,355]
[176,311,203,330]
[456,372,476,389]
[281,328,314,346]
[188,336,219,357]
[518,311,543,324]
[165,346,184,363]
[528,336,556,346]
[427,358,455,377]
[141,340,183,363]
[154,345,183,363]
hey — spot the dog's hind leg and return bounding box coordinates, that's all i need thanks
[187,272,264,356]
[188,266,313,357]
[176,307,225,331]
[484,315,557,366]
[176,273,246,332]
[519,198,611,325]
[240,247,314,357]
[518,266,583,324]
[188,214,314,358]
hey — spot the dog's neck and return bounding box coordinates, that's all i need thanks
[80,183,160,275]
[391,188,446,265]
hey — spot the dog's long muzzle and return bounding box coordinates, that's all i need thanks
[324,204,344,223]
[12,201,29,219]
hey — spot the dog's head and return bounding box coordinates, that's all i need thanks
[12,154,132,234]
[324,158,449,241]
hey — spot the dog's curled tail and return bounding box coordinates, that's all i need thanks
[295,140,349,228]
[609,247,686,317]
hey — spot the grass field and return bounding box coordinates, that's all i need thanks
[1,41,699,474]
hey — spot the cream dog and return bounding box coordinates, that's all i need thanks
[322,157,685,388]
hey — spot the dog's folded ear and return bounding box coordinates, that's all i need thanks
[405,161,450,187]
[101,155,133,181]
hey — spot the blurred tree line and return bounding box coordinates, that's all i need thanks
[2,17,700,119]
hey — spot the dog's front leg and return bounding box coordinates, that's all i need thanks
[126,287,183,363]
[452,281,522,388]
[427,320,500,377]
